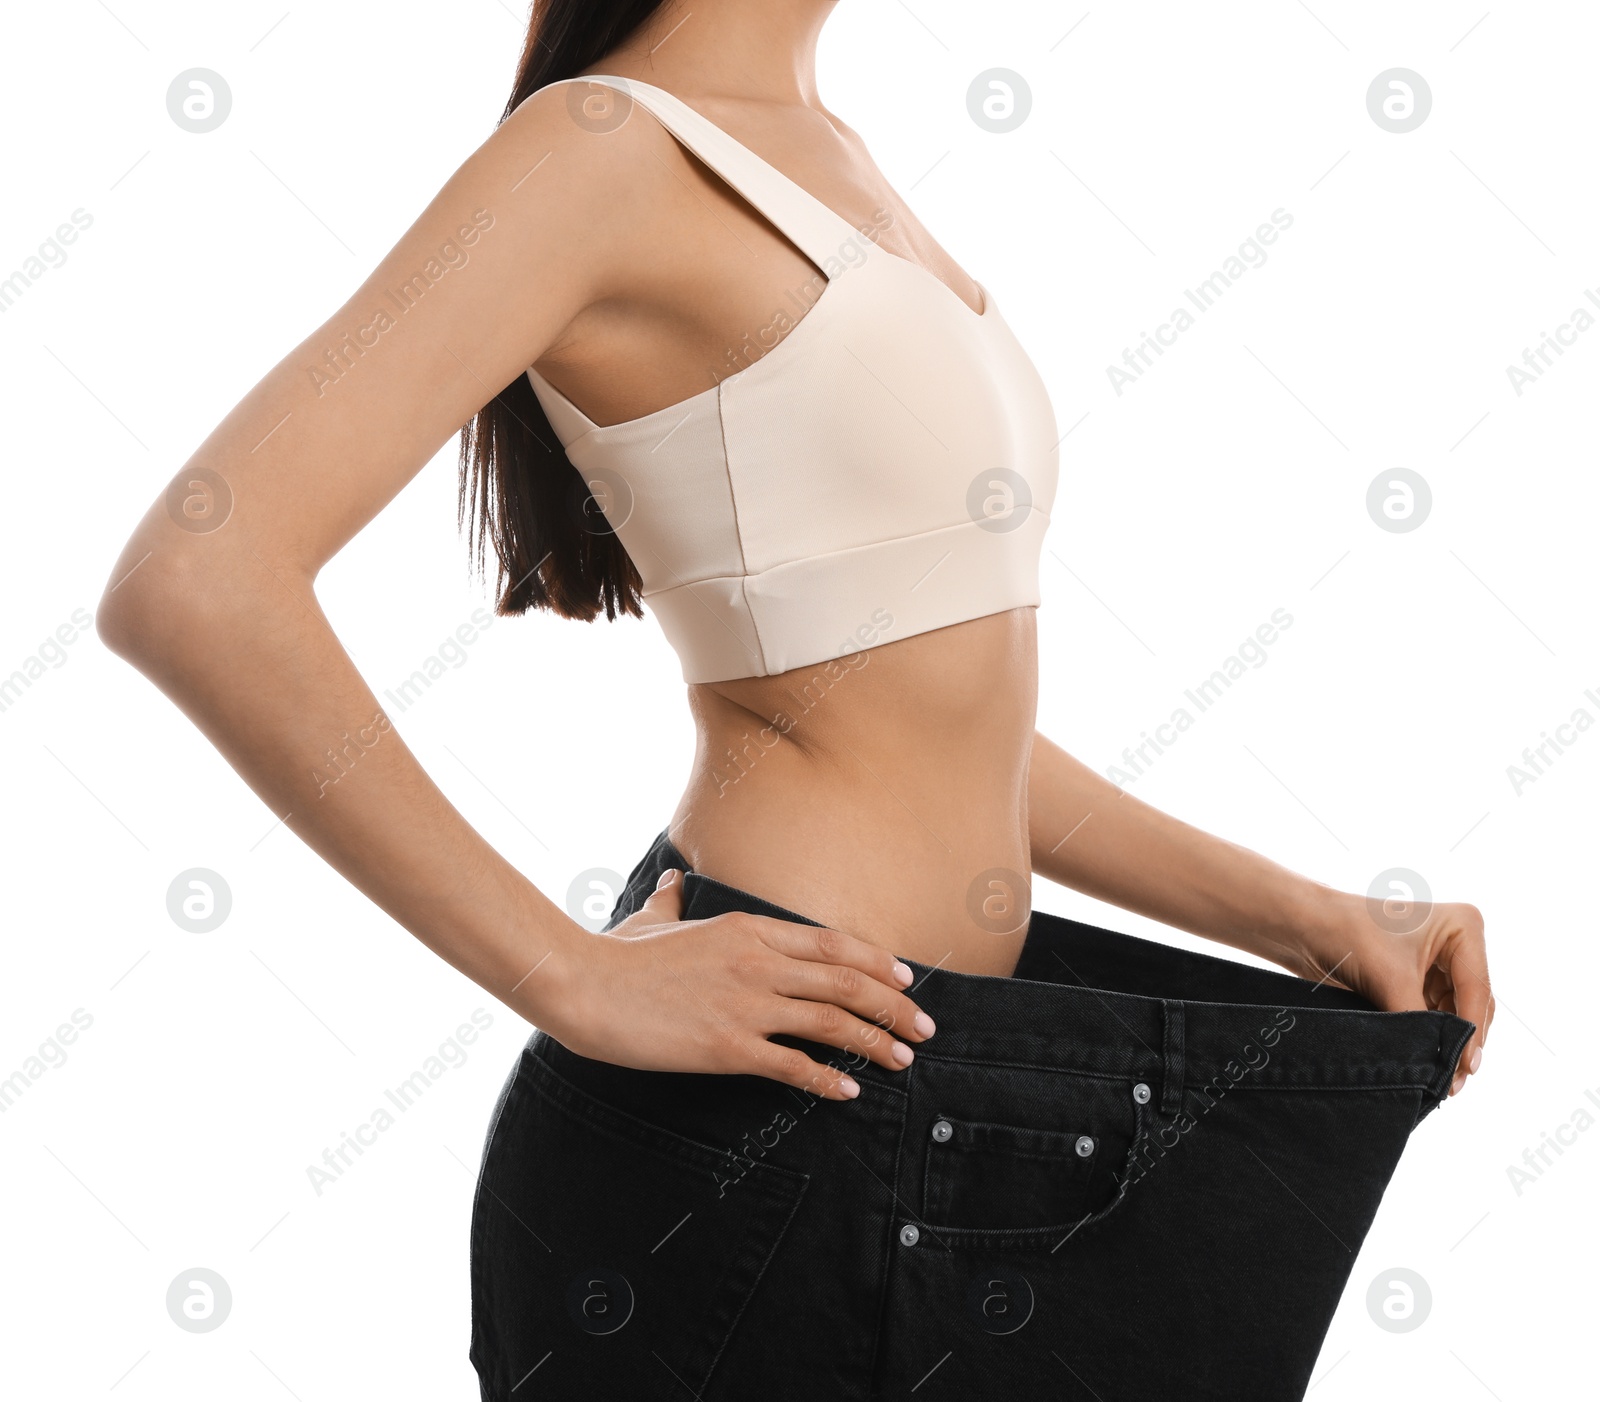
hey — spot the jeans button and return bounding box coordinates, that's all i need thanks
[1132,1082,1152,1104]
[899,1223,920,1247]
[931,1118,953,1142]
[1075,1134,1095,1157]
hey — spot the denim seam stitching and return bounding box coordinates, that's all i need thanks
[913,1093,1148,1250]
[867,1056,912,1398]
[913,1052,1160,1080]
[1200,1078,1451,1094]
[1161,998,1186,1117]
[698,1167,811,1393]
[1417,1018,1477,1125]
[932,1115,1103,1155]
[525,1046,810,1190]
[840,1076,910,1100]
[915,1050,1448,1093]
[467,1069,527,1394]
[922,1117,1098,1226]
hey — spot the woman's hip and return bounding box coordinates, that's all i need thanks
[469,834,1473,1399]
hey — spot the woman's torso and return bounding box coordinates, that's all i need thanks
[533,70,1042,976]
[677,611,1038,977]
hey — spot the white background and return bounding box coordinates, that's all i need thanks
[2,1,1594,1396]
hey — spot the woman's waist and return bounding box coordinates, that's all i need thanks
[669,778,1035,976]
[690,607,1039,750]
[685,711,1034,812]
[567,855,1474,1127]
[676,636,1037,971]
[575,828,1474,1183]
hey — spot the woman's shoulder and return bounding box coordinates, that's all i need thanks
[502,75,677,174]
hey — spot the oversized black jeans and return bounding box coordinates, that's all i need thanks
[470,827,1474,1400]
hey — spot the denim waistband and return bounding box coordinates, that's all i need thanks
[613,827,1475,1119]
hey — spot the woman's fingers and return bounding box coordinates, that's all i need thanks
[735,914,935,1094]
[752,915,934,1043]
[751,917,931,1029]
[755,915,915,988]
[741,1034,863,1100]
[1447,911,1493,1095]
[605,866,687,940]
[575,899,935,1099]
[769,950,934,1037]
[766,996,920,1073]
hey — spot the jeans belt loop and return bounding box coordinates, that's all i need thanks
[1160,999,1186,1118]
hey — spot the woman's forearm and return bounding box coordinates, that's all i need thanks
[97,540,588,1029]
[1027,730,1354,973]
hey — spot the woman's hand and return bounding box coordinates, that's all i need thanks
[1293,893,1494,1098]
[541,868,937,1100]
[1026,735,1489,1101]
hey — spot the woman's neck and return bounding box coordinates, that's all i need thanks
[602,0,838,107]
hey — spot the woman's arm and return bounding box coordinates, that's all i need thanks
[1027,730,1493,1093]
[95,86,930,1099]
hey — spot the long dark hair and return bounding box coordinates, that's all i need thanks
[458,0,668,622]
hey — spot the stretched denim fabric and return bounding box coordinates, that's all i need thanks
[469,826,1474,1401]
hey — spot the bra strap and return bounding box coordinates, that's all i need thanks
[556,73,866,272]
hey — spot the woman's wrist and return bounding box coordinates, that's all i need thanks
[488,888,597,1038]
[1269,878,1368,982]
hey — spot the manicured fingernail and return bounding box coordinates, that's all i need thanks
[913,1012,936,1038]
[656,868,676,889]
[891,1042,914,1067]
[839,1076,860,1098]
[1469,1045,1483,1073]
[893,960,914,986]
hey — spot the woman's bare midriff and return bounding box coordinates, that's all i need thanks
[668,607,1038,978]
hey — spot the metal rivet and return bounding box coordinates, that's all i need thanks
[1133,1082,1151,1104]
[931,1118,953,1143]
[1075,1135,1095,1157]
[899,1223,920,1247]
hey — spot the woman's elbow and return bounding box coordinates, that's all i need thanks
[95,537,235,667]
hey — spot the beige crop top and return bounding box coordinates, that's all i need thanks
[523,75,1060,684]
